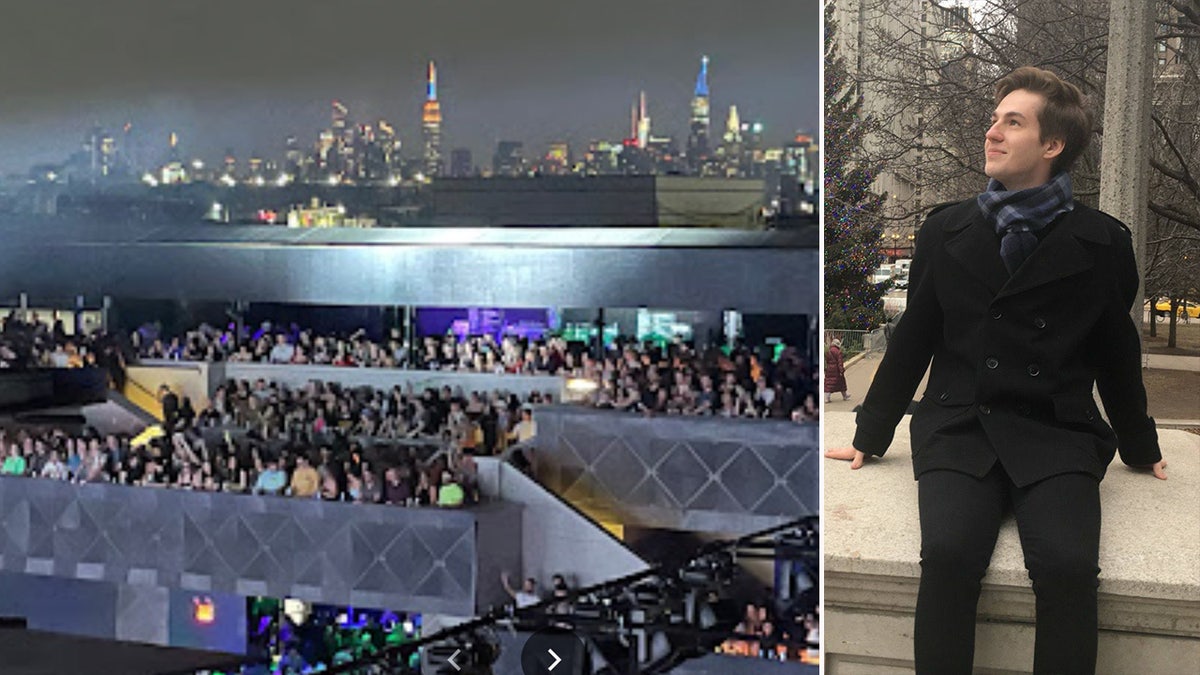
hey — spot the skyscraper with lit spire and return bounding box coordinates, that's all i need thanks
[687,55,711,173]
[421,60,443,178]
[636,91,651,149]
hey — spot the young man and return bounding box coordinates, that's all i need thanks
[827,67,1167,673]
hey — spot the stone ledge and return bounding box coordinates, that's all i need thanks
[825,571,1200,638]
[826,609,1200,675]
[823,412,1200,672]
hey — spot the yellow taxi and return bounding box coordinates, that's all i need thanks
[1152,299,1200,320]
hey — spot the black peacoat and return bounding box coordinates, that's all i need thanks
[853,198,1161,487]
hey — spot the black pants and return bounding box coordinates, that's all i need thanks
[914,465,1101,674]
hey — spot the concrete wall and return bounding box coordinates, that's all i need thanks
[221,362,566,400]
[0,572,246,654]
[534,406,820,534]
[126,361,211,412]
[0,224,817,315]
[476,457,649,589]
[0,371,54,409]
[823,411,1200,674]
[81,399,160,435]
[0,475,521,617]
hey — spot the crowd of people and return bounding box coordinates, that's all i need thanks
[133,321,820,422]
[581,341,818,421]
[133,322,573,374]
[8,313,822,415]
[0,311,127,385]
[719,601,821,663]
[185,377,545,456]
[0,372,553,508]
[0,419,487,509]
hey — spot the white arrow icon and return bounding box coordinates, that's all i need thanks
[547,648,562,671]
[447,648,462,671]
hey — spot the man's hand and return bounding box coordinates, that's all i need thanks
[1136,459,1168,480]
[825,446,868,469]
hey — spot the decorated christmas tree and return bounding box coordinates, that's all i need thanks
[824,3,888,331]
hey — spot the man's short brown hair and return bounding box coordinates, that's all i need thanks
[995,66,1093,175]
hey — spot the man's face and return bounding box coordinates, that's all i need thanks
[984,89,1063,191]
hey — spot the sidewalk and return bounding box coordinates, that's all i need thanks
[823,351,930,416]
[1146,353,1200,371]
[827,349,1199,427]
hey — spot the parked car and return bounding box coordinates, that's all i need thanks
[1151,299,1199,320]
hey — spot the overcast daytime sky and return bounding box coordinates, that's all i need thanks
[0,0,820,176]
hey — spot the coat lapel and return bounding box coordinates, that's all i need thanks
[944,208,1009,298]
[996,207,1106,300]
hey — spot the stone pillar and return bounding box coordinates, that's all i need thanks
[1098,0,1155,331]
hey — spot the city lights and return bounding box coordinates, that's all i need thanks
[5,56,815,215]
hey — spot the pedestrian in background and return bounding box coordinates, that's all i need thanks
[824,338,850,403]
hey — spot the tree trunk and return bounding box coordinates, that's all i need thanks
[1168,297,1179,348]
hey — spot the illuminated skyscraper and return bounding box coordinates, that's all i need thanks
[84,125,118,179]
[715,105,745,176]
[687,55,711,173]
[724,105,742,145]
[541,141,571,175]
[636,91,651,150]
[328,100,350,180]
[331,100,348,133]
[422,60,443,178]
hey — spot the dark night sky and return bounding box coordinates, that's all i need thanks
[0,0,820,176]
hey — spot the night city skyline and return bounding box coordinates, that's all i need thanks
[0,0,820,177]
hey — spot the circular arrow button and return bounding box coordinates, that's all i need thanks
[521,627,585,674]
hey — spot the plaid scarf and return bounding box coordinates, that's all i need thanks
[977,172,1075,275]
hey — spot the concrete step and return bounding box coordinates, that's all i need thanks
[823,412,1200,674]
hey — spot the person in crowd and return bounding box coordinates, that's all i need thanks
[550,574,573,614]
[2,443,27,476]
[382,466,412,505]
[436,470,465,508]
[40,449,69,481]
[508,407,538,445]
[501,572,541,609]
[359,468,383,505]
[254,457,288,495]
[289,454,320,498]
[160,384,181,433]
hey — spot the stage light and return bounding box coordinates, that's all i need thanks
[565,378,599,393]
[192,596,215,625]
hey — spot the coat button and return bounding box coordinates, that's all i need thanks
[991,309,1003,320]
[986,357,999,369]
[1027,364,1040,376]
[979,405,992,415]
[1018,403,1031,416]
[1034,318,1047,329]
[939,392,949,402]
[1086,410,1096,421]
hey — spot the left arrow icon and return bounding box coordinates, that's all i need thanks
[448,648,462,671]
